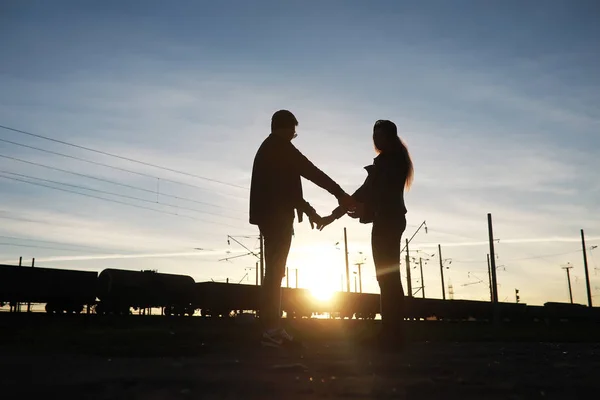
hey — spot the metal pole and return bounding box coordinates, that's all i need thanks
[487,214,499,303]
[259,233,264,285]
[438,244,445,300]
[255,262,259,285]
[354,275,357,292]
[27,258,35,312]
[405,239,412,297]
[344,227,350,292]
[581,229,593,307]
[358,264,363,293]
[563,266,574,304]
[19,256,22,266]
[286,267,289,288]
[419,257,425,298]
[487,254,493,302]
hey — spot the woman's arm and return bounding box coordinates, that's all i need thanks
[323,166,376,225]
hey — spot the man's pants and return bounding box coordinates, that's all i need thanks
[371,216,406,338]
[259,222,293,329]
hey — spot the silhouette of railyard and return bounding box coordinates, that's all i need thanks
[2,263,599,324]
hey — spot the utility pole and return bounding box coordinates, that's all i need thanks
[562,264,574,304]
[581,229,593,307]
[259,233,264,285]
[515,288,520,303]
[221,234,262,284]
[438,244,446,300]
[487,254,494,302]
[27,258,34,312]
[405,238,412,297]
[487,214,499,304]
[354,261,364,293]
[286,267,289,288]
[419,257,425,298]
[344,228,350,293]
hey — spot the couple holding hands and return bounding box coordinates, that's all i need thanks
[249,110,414,351]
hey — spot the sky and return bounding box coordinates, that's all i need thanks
[0,0,599,307]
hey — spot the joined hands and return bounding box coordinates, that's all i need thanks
[307,194,364,231]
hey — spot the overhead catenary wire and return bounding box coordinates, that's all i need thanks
[0,124,248,190]
[0,170,244,222]
[0,235,118,253]
[0,173,250,231]
[0,137,248,200]
[0,153,246,214]
[0,242,115,254]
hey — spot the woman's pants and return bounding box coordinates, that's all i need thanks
[371,215,406,338]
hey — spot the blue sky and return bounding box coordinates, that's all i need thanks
[1,1,599,306]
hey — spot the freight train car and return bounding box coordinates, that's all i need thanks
[0,264,97,313]
[194,281,260,317]
[2,263,599,323]
[95,269,196,316]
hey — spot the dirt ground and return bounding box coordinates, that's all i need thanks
[1,316,599,399]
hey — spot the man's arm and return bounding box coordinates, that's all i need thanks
[330,169,374,220]
[288,143,347,199]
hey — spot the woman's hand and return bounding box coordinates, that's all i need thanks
[347,202,365,219]
[317,214,337,231]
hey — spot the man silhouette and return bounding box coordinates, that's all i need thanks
[250,109,355,348]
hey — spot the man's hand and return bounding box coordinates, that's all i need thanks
[308,211,323,230]
[338,193,357,212]
[317,214,337,231]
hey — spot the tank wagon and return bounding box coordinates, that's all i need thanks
[0,264,97,313]
[96,269,196,316]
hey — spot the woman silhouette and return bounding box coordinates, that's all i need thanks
[319,119,414,350]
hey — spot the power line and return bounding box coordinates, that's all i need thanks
[0,242,114,254]
[0,124,248,190]
[0,170,244,222]
[0,235,116,252]
[0,173,246,230]
[0,137,247,200]
[0,153,246,214]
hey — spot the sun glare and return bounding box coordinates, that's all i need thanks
[310,285,335,302]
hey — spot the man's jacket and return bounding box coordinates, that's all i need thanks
[249,134,345,227]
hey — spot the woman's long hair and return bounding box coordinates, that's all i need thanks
[373,120,414,190]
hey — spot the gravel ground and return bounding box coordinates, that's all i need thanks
[1,316,599,399]
[2,340,600,399]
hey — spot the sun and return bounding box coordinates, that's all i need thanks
[310,285,335,302]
